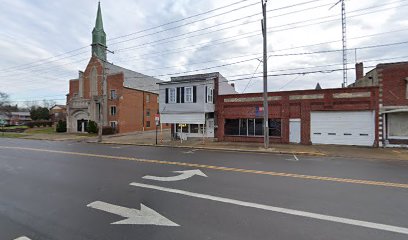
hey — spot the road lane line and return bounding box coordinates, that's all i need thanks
[130,182,408,235]
[1,146,408,189]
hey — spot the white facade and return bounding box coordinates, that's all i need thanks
[310,111,375,146]
[158,72,236,140]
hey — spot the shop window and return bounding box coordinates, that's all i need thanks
[255,119,263,135]
[224,119,240,135]
[190,124,199,133]
[146,121,151,128]
[269,119,281,137]
[176,124,189,133]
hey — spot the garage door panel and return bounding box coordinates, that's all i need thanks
[311,111,375,146]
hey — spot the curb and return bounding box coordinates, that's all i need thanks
[94,141,326,157]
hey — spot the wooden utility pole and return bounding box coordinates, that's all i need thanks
[97,47,114,143]
[261,0,269,149]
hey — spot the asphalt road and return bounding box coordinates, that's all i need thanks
[0,138,407,240]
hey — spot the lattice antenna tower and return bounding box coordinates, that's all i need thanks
[331,0,347,87]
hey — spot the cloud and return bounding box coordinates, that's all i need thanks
[0,0,406,105]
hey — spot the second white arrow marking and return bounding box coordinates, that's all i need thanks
[142,169,207,182]
[87,201,179,226]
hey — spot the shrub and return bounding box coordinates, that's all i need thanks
[87,120,98,134]
[56,120,67,132]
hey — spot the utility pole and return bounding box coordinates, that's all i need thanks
[97,47,114,143]
[261,0,269,149]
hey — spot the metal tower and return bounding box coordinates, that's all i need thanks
[331,0,347,87]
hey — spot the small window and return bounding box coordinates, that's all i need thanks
[344,133,352,136]
[360,133,369,136]
[328,133,336,135]
[185,87,193,103]
[110,90,117,100]
[146,94,150,103]
[110,106,117,116]
[146,109,150,117]
[110,121,117,129]
[157,95,159,103]
[314,133,322,135]
[169,88,176,103]
[146,121,151,128]
[207,87,213,103]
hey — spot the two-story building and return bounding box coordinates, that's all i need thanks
[158,72,236,140]
[351,62,408,147]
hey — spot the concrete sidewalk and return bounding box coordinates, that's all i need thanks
[98,130,408,161]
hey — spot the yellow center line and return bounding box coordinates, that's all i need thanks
[1,146,408,189]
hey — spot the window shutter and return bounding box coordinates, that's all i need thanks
[193,86,197,103]
[205,86,207,103]
[181,87,185,103]
[165,88,168,103]
[177,87,180,103]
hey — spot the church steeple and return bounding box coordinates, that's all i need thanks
[92,2,106,61]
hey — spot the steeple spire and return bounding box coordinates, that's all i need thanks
[92,2,107,60]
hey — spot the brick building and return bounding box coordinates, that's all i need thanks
[50,105,67,123]
[216,87,379,147]
[66,3,162,134]
[351,62,408,147]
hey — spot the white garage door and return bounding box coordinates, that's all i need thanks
[311,111,375,146]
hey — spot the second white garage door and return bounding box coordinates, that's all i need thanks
[310,111,375,146]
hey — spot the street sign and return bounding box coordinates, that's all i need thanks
[155,114,160,126]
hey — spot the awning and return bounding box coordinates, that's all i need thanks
[381,108,408,114]
[161,113,205,124]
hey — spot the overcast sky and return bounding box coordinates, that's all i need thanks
[0,0,407,105]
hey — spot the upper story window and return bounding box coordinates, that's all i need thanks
[165,86,196,103]
[146,94,150,103]
[110,90,117,100]
[110,106,117,116]
[207,87,213,103]
[146,109,150,117]
[185,87,193,103]
[168,88,176,103]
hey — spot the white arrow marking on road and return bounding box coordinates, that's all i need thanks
[14,237,31,240]
[142,169,207,182]
[130,182,408,235]
[87,201,179,226]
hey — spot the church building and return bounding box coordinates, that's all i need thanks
[66,3,163,134]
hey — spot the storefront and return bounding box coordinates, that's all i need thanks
[216,87,379,146]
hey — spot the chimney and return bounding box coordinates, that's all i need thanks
[355,62,364,81]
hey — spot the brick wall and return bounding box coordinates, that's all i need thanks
[377,62,408,107]
[68,80,79,101]
[216,87,379,146]
[118,88,144,133]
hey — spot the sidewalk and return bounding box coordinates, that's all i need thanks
[99,130,408,161]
